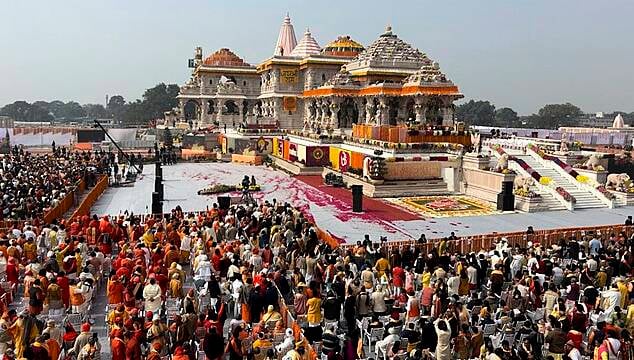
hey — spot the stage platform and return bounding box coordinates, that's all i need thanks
[91,162,634,243]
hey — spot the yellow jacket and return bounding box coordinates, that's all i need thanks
[306,297,322,324]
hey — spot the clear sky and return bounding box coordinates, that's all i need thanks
[1,0,632,115]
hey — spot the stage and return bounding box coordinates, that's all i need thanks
[91,162,634,243]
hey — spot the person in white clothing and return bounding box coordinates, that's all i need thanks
[143,277,162,313]
[601,284,622,317]
[434,318,451,360]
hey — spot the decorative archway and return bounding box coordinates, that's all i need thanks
[222,100,240,115]
[337,97,359,128]
[184,100,200,121]
[387,97,400,125]
[405,98,416,123]
[427,97,443,126]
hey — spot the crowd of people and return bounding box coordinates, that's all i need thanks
[0,147,110,221]
[0,163,631,360]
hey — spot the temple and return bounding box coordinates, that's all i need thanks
[175,16,462,132]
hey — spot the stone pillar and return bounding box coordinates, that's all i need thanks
[201,100,210,126]
[304,69,314,90]
[441,107,453,126]
[365,97,375,124]
[442,100,454,126]
[320,99,330,129]
[378,96,388,125]
[414,97,425,123]
[314,99,322,131]
[272,98,280,119]
[329,99,340,129]
[356,98,366,124]
[178,100,185,122]
[303,100,311,130]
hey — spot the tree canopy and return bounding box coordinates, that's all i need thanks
[455,100,496,126]
[0,82,181,126]
[494,107,519,127]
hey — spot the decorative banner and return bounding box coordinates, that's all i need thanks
[306,146,330,167]
[255,136,269,153]
[280,67,298,84]
[289,143,298,162]
[312,148,324,160]
[283,97,297,111]
[339,150,351,172]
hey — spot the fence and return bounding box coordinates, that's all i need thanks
[68,175,109,221]
[330,223,634,252]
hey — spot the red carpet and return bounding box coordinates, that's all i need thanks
[295,175,422,222]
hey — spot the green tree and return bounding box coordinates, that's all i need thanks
[56,101,86,119]
[0,101,54,122]
[45,100,66,118]
[107,95,127,123]
[456,100,496,126]
[494,107,519,127]
[141,83,180,121]
[83,104,109,119]
[535,103,583,128]
[122,100,146,125]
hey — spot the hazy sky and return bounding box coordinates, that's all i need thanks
[1,0,633,115]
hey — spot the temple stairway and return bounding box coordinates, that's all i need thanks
[512,154,607,209]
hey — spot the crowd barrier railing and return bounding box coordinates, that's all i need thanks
[68,175,109,221]
[326,223,634,252]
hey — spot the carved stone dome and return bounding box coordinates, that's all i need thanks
[203,48,250,67]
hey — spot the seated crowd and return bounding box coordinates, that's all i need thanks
[0,189,631,360]
[0,146,110,221]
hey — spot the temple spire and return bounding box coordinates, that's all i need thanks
[274,13,297,56]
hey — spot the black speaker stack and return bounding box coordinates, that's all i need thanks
[218,196,231,210]
[497,180,515,211]
[351,185,363,213]
[151,155,163,215]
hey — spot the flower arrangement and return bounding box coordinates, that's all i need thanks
[539,176,552,186]
[596,185,616,200]
[198,183,261,195]
[576,175,590,184]
[555,186,576,203]
[514,188,541,198]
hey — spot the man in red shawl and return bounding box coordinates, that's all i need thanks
[56,271,70,309]
[110,329,126,360]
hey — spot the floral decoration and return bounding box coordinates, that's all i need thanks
[576,175,590,184]
[596,185,616,200]
[539,177,552,186]
[514,188,541,198]
[555,186,576,203]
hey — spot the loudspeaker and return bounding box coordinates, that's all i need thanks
[497,191,515,211]
[151,191,162,215]
[218,196,231,210]
[154,175,163,200]
[351,185,363,213]
[155,163,162,178]
[501,181,513,194]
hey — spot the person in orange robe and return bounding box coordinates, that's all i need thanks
[110,329,126,360]
[43,333,60,360]
[107,276,125,304]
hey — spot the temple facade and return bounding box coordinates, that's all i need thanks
[176,16,462,131]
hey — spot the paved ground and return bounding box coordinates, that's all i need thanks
[91,162,634,243]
